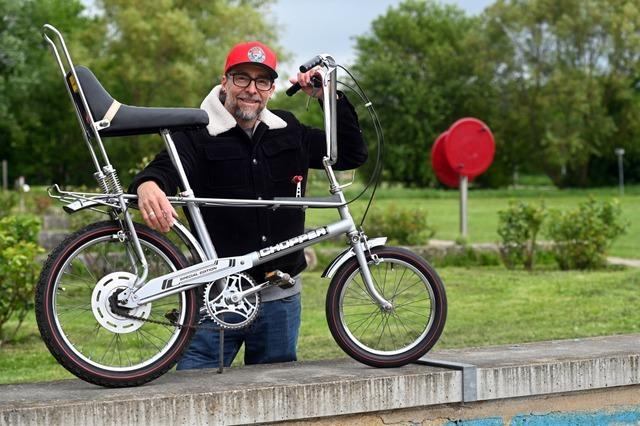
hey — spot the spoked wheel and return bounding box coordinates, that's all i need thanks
[35,221,198,387]
[326,246,447,367]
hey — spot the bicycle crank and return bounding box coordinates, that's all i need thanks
[203,273,261,330]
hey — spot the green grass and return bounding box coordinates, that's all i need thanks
[304,183,640,259]
[295,266,640,361]
[2,183,639,384]
[2,266,639,384]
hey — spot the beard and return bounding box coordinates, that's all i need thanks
[223,92,265,122]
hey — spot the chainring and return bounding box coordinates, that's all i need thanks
[203,273,261,330]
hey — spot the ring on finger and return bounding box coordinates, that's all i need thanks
[148,211,156,218]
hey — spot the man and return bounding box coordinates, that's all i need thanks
[130,41,367,369]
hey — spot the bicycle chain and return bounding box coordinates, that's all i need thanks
[108,273,262,332]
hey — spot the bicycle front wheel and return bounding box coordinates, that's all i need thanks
[35,221,198,387]
[326,246,447,367]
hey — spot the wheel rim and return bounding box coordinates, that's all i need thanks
[51,234,187,372]
[338,257,436,356]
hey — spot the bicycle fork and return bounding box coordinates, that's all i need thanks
[348,231,394,311]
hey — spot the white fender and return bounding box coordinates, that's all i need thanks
[321,237,387,279]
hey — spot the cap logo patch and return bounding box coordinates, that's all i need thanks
[247,46,266,63]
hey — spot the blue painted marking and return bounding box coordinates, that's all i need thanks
[510,408,640,426]
[444,418,504,426]
[445,408,640,426]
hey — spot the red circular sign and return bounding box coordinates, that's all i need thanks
[431,131,473,188]
[444,118,495,177]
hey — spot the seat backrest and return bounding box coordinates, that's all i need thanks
[65,66,114,135]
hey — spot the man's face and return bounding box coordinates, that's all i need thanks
[221,63,275,124]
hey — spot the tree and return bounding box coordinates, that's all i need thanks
[1,0,281,186]
[350,0,640,188]
[482,0,640,186]
[0,0,97,185]
[90,0,282,185]
[351,0,481,187]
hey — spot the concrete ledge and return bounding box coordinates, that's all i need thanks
[1,334,639,425]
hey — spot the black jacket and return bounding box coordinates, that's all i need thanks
[130,94,367,282]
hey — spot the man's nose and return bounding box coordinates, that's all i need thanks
[245,80,259,94]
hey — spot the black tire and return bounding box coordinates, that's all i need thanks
[326,246,447,367]
[35,221,198,387]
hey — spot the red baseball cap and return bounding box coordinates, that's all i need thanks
[224,41,278,79]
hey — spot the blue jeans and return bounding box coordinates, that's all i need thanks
[176,293,301,370]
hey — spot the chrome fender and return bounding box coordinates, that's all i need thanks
[321,237,387,279]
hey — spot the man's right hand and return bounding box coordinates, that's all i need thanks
[137,181,178,233]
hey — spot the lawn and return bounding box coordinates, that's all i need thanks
[304,183,640,259]
[2,265,639,384]
[1,183,638,384]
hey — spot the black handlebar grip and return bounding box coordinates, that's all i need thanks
[285,76,323,97]
[286,82,302,97]
[299,55,323,72]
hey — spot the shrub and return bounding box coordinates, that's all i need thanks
[546,198,627,270]
[497,201,547,270]
[0,215,44,345]
[366,205,435,245]
[434,246,502,268]
[0,191,17,217]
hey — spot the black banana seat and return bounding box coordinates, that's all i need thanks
[67,66,209,137]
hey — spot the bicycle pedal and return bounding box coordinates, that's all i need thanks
[265,270,296,289]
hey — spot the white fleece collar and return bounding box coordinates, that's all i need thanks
[200,85,287,136]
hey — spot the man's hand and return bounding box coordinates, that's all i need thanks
[289,67,323,99]
[137,181,178,233]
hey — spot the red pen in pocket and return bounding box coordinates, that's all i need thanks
[291,175,303,197]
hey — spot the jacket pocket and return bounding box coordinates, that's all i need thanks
[204,142,249,189]
[262,139,301,182]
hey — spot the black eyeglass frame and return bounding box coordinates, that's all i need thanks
[226,73,274,91]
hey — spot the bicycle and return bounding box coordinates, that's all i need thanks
[35,24,448,388]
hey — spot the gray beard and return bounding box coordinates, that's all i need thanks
[233,105,260,121]
[220,90,263,122]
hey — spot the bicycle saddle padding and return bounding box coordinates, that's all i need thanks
[68,66,209,137]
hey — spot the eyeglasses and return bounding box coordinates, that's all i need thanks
[227,73,274,91]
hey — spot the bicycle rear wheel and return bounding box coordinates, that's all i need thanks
[35,221,198,387]
[326,246,447,367]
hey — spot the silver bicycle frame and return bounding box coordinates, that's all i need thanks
[42,26,392,311]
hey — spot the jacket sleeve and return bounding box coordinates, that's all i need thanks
[304,93,368,171]
[128,130,198,195]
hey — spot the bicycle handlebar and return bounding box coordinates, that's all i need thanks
[299,55,323,73]
[285,75,323,97]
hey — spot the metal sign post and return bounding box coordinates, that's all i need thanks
[459,175,468,237]
[615,148,625,196]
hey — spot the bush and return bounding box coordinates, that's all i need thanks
[0,191,17,217]
[366,205,435,245]
[546,198,627,270]
[497,201,547,270]
[434,246,502,268]
[0,215,44,345]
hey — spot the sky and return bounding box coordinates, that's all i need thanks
[269,0,494,82]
